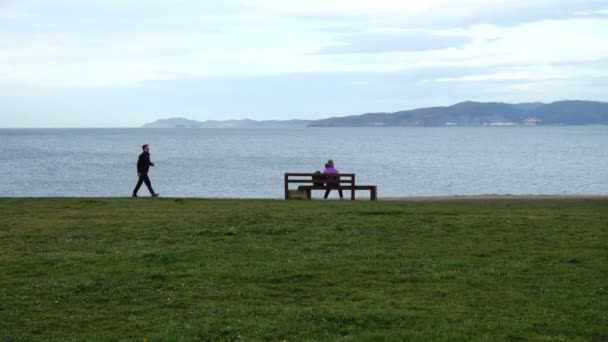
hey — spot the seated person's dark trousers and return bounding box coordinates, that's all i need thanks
[324,185,344,199]
[133,174,155,195]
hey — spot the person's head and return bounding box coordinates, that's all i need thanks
[142,144,150,153]
[327,159,334,166]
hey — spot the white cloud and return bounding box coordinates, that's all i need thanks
[317,30,472,54]
[432,68,608,83]
[2,1,608,86]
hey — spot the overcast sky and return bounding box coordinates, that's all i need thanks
[1,0,608,127]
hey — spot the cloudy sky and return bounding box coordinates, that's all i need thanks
[1,0,608,127]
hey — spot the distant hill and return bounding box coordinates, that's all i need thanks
[142,118,311,128]
[142,100,608,128]
[309,100,608,127]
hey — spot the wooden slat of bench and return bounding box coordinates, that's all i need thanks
[297,186,354,190]
[288,180,353,183]
[286,173,355,177]
[297,185,377,200]
[298,185,374,190]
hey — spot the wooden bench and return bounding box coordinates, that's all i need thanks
[284,173,378,200]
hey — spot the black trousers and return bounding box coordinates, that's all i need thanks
[133,174,155,196]
[324,189,343,199]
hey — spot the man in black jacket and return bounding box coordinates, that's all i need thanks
[132,144,159,197]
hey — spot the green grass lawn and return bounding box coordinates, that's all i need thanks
[0,198,606,341]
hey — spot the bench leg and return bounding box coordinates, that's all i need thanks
[307,190,312,200]
[351,188,355,201]
[371,188,377,200]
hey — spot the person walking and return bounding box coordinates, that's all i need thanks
[323,159,343,199]
[132,144,159,197]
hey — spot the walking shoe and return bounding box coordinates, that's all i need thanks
[152,193,160,197]
[132,194,138,198]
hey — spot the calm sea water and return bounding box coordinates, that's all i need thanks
[1,127,607,198]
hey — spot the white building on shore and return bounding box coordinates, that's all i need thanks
[523,117,542,126]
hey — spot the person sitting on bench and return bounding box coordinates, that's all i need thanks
[312,170,325,186]
[323,159,343,199]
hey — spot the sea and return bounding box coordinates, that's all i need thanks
[1,127,607,198]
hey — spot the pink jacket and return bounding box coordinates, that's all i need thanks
[323,164,340,184]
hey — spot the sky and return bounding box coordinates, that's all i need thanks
[1,0,608,127]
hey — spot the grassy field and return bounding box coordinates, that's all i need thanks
[0,198,606,341]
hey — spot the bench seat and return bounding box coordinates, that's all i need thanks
[296,185,378,200]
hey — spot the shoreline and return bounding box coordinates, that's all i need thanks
[1,195,607,201]
[381,194,608,201]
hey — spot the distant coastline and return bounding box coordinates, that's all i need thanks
[141,118,312,129]
[142,100,608,128]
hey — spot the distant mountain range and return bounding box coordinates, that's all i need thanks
[141,118,312,128]
[142,100,608,128]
